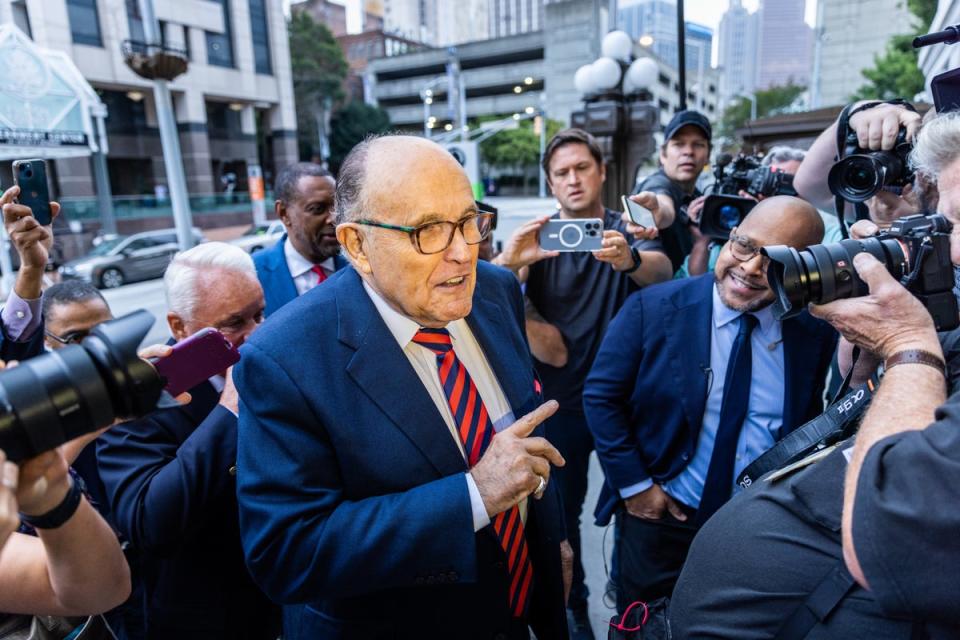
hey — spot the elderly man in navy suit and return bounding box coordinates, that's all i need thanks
[235,135,572,639]
[584,196,838,611]
[254,162,348,317]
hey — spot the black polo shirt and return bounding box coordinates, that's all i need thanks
[634,169,701,273]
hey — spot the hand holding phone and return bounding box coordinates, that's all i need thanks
[12,159,52,226]
[152,329,240,397]
[538,218,604,252]
[621,195,656,229]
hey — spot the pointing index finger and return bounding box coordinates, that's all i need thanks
[506,400,558,439]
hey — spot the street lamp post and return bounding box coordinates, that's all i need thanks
[746,93,758,121]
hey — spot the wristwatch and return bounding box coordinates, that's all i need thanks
[622,247,643,274]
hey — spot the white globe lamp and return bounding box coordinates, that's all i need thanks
[601,30,633,62]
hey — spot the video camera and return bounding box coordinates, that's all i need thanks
[0,310,165,463]
[699,153,798,240]
[763,213,959,331]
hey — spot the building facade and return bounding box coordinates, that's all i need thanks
[617,0,712,73]
[9,0,297,202]
[755,0,813,90]
[812,0,916,107]
[718,0,757,107]
[919,0,960,103]
[488,0,543,39]
[382,0,489,46]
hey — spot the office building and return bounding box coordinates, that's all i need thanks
[755,0,813,90]
[718,0,758,106]
[617,0,712,72]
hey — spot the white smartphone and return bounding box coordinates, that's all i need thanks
[621,195,656,228]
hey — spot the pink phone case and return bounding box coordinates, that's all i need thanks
[153,328,240,396]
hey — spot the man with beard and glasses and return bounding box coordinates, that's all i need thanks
[255,163,349,317]
[583,196,838,611]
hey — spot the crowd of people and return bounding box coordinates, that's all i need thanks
[0,94,956,640]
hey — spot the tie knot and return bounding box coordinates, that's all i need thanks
[739,313,758,336]
[412,328,452,354]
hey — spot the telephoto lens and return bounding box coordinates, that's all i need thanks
[763,214,959,330]
[0,310,164,463]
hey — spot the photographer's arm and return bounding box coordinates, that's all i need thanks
[794,121,840,210]
[0,449,130,616]
[810,252,944,587]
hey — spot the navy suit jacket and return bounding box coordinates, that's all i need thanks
[234,262,568,640]
[584,274,838,526]
[253,233,348,317]
[97,380,280,639]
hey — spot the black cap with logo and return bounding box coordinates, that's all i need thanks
[663,110,712,143]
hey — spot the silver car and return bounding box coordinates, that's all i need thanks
[59,228,205,289]
[230,220,285,254]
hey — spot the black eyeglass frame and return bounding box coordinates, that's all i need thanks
[354,212,495,255]
[728,231,771,266]
[44,328,90,346]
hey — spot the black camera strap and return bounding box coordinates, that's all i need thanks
[737,376,877,489]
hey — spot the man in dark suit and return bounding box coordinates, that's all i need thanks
[97,242,279,640]
[254,162,348,316]
[584,196,838,610]
[235,135,571,639]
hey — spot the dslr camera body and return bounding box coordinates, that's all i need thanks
[763,213,958,331]
[828,128,914,203]
[700,154,798,240]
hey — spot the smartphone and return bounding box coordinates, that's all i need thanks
[12,159,52,225]
[152,328,240,396]
[539,218,604,252]
[621,195,655,229]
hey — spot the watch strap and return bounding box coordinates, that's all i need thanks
[884,349,946,376]
[622,246,643,274]
[19,477,82,530]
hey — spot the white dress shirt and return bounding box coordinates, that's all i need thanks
[284,237,335,296]
[362,280,519,532]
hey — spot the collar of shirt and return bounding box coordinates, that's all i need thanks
[284,236,334,278]
[712,283,781,344]
[360,279,471,349]
[209,374,226,394]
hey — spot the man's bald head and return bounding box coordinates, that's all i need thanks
[334,135,472,225]
[739,195,824,249]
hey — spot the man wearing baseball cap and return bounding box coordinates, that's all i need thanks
[629,110,712,274]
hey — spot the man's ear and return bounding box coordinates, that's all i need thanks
[336,224,372,274]
[167,312,187,343]
[276,201,292,230]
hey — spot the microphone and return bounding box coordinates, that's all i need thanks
[913,25,960,49]
[716,153,733,168]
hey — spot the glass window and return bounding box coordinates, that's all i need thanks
[249,0,272,74]
[12,0,31,38]
[100,90,148,135]
[206,102,243,139]
[67,0,102,47]
[125,0,144,42]
[205,0,235,68]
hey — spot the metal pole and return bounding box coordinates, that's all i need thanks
[92,152,116,234]
[810,0,825,108]
[458,70,467,142]
[696,40,705,112]
[138,0,194,251]
[749,93,757,121]
[677,0,686,111]
[538,109,546,198]
[423,97,430,137]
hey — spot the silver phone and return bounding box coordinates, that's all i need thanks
[621,195,655,228]
[538,218,604,252]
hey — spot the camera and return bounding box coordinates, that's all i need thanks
[699,154,798,240]
[763,213,959,331]
[828,128,914,203]
[0,310,165,463]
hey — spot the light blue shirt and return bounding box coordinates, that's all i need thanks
[620,284,786,507]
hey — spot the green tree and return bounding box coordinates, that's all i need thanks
[479,117,563,167]
[329,101,392,171]
[288,12,349,160]
[718,82,806,139]
[850,0,936,101]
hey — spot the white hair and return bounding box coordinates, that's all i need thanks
[762,146,806,166]
[164,241,256,320]
[910,110,960,181]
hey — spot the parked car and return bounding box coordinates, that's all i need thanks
[59,228,205,289]
[230,220,285,254]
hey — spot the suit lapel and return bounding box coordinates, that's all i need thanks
[337,270,467,478]
[264,235,298,305]
[781,314,821,431]
[663,275,714,430]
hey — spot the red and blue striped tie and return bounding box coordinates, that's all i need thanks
[413,327,533,618]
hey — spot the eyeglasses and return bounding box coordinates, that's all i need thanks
[355,212,494,255]
[728,232,770,267]
[44,328,90,346]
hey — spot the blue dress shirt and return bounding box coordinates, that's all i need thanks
[621,284,785,507]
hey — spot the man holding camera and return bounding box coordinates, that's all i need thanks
[630,110,712,274]
[804,110,960,636]
[493,128,672,637]
[584,196,837,610]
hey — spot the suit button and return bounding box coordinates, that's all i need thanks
[447,571,459,582]
[228,465,237,476]
[681,453,690,461]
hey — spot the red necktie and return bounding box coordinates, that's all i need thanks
[412,328,534,618]
[310,265,327,285]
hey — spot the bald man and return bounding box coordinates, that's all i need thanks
[234,135,570,639]
[584,196,838,608]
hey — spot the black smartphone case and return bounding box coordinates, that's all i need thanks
[13,159,52,225]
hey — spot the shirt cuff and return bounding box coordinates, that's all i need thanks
[619,478,654,500]
[1,290,41,342]
[465,472,491,532]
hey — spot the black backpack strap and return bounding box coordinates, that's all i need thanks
[773,561,857,640]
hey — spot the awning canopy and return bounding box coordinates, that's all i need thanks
[0,24,108,161]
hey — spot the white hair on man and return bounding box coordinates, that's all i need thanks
[910,110,960,181]
[164,241,256,320]
[762,146,806,166]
